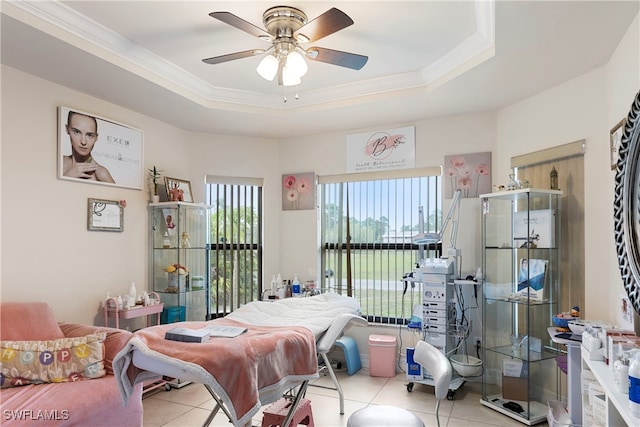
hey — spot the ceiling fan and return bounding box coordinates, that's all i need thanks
[202,6,368,86]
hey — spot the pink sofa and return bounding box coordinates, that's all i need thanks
[0,302,143,426]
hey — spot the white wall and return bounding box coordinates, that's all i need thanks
[0,65,277,325]
[605,13,640,324]
[1,12,638,332]
[277,112,498,283]
[495,13,640,321]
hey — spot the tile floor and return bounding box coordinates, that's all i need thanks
[142,366,548,427]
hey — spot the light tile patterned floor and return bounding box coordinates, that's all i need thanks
[142,368,548,427]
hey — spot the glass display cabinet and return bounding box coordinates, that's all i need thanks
[479,188,562,425]
[149,202,210,322]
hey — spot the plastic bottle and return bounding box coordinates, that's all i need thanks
[285,280,292,298]
[143,291,150,306]
[614,350,629,394]
[129,282,137,308]
[629,351,640,417]
[270,275,277,296]
[598,326,608,364]
[163,232,171,248]
[292,274,301,296]
[587,326,602,352]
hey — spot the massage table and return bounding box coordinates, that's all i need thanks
[113,293,366,426]
[226,292,368,415]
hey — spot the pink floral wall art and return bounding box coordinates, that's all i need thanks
[444,152,492,199]
[282,172,315,210]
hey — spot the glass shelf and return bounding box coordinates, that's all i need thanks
[480,188,562,425]
[149,202,210,322]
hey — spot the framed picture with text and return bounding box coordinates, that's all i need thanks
[58,106,143,189]
[87,198,124,232]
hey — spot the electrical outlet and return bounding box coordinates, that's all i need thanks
[474,336,482,346]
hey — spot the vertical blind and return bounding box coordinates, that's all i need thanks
[206,175,263,317]
[318,167,443,323]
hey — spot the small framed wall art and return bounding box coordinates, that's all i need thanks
[444,151,492,199]
[610,118,626,170]
[282,172,315,210]
[165,177,193,202]
[87,198,124,232]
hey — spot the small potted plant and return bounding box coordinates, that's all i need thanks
[148,166,162,203]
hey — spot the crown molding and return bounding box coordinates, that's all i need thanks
[5,0,495,111]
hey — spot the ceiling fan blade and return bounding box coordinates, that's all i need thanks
[306,47,368,70]
[202,49,264,65]
[294,8,353,43]
[209,12,271,40]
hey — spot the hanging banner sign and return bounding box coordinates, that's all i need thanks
[346,126,415,173]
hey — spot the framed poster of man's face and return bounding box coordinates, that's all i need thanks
[58,106,143,189]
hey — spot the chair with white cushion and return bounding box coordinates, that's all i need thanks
[413,340,452,427]
[347,340,452,427]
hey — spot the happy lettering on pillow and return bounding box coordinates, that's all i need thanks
[0,333,106,388]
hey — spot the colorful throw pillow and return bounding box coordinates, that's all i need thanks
[0,333,106,388]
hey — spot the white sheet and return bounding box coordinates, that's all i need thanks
[226,292,361,339]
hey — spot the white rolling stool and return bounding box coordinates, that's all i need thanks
[346,405,424,427]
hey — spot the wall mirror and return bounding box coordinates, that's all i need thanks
[614,89,640,317]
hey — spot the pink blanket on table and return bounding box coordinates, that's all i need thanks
[113,318,318,426]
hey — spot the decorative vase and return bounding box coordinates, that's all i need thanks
[168,272,186,291]
[128,282,137,308]
[151,195,160,203]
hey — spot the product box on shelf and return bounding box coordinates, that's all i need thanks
[591,392,607,425]
[581,368,596,388]
[502,375,528,401]
[503,359,524,377]
[513,209,555,248]
[587,382,605,407]
[581,344,604,361]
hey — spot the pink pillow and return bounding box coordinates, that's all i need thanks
[0,302,65,341]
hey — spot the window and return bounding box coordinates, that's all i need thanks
[206,176,263,318]
[319,168,442,324]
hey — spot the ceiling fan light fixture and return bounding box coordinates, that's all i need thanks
[256,54,278,81]
[286,51,308,77]
[282,63,302,86]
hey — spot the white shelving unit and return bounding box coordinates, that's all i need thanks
[581,349,637,426]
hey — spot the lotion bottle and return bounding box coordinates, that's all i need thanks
[614,346,630,394]
[129,282,137,307]
[629,351,640,417]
